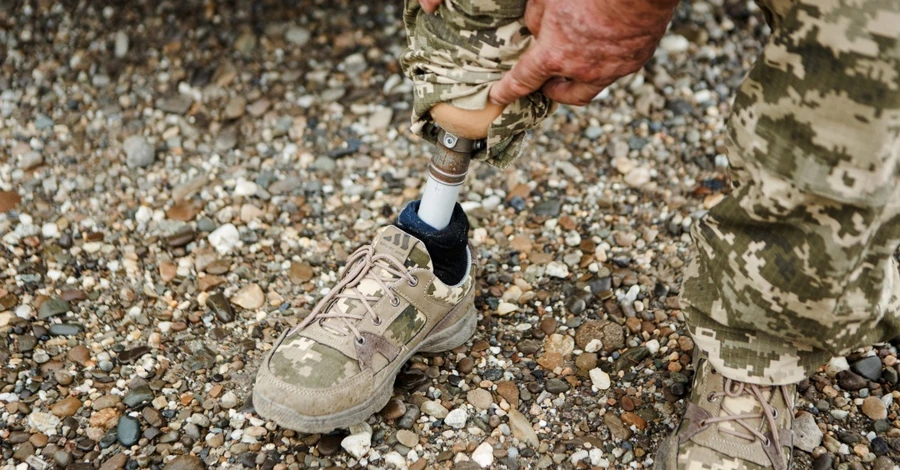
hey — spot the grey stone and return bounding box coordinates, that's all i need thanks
[116,416,141,446]
[123,136,155,168]
[792,411,823,452]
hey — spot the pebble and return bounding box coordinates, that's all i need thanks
[231,283,265,310]
[545,378,570,394]
[793,411,823,452]
[117,416,141,446]
[471,442,494,468]
[123,135,155,168]
[861,396,888,420]
[445,408,467,429]
[589,368,611,390]
[341,431,372,459]
[163,455,206,470]
[421,400,449,419]
[208,224,240,254]
[467,389,493,410]
[852,356,883,381]
[575,321,625,352]
[396,429,418,448]
[50,396,82,417]
[507,409,539,447]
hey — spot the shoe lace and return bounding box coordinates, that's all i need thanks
[701,379,794,451]
[289,245,417,344]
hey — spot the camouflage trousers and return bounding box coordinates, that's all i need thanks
[681,0,900,385]
[400,0,555,168]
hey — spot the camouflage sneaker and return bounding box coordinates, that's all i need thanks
[253,225,477,433]
[656,359,797,470]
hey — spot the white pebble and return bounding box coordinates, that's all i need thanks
[208,224,240,254]
[471,442,494,468]
[590,368,611,391]
[444,408,467,429]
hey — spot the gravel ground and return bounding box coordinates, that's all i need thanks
[2,1,899,469]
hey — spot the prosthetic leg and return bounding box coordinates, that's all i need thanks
[417,102,504,229]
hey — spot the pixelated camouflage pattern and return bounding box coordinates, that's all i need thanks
[269,336,360,389]
[265,226,475,392]
[401,0,556,168]
[659,360,795,469]
[428,272,474,305]
[681,0,900,386]
[385,305,427,345]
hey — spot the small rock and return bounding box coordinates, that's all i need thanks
[341,431,372,459]
[793,411,823,452]
[589,368,611,390]
[51,396,82,417]
[396,429,418,448]
[852,356,883,381]
[421,400,448,419]
[545,378,570,394]
[208,224,240,254]
[27,411,61,435]
[837,371,867,391]
[445,408,467,429]
[117,416,141,446]
[123,135,155,168]
[224,96,247,119]
[507,409,539,447]
[467,389,493,410]
[575,321,625,352]
[163,455,205,470]
[862,396,888,420]
[472,442,494,468]
[231,284,264,310]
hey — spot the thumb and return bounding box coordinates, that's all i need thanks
[542,78,608,106]
[489,44,553,106]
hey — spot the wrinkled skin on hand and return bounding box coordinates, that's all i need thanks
[417,0,677,106]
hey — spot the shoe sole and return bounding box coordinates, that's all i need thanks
[253,301,477,434]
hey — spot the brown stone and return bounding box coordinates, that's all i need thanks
[198,275,226,292]
[536,352,564,371]
[289,262,314,284]
[166,200,202,221]
[29,433,48,448]
[575,353,598,372]
[575,320,625,352]
[160,262,177,283]
[68,345,91,366]
[621,411,647,430]
[90,408,120,429]
[495,381,519,407]
[0,190,22,213]
[100,453,129,470]
[51,396,83,417]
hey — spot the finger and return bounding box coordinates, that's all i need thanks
[523,0,545,36]
[489,45,553,106]
[418,0,442,14]
[541,79,607,106]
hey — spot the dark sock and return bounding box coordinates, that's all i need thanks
[395,200,470,286]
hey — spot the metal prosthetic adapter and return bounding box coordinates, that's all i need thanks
[418,102,504,229]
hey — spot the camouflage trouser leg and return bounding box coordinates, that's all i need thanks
[681,0,900,385]
[400,0,556,168]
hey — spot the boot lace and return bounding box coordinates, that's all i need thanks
[289,245,417,344]
[701,379,793,452]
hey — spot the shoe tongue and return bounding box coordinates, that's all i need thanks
[718,386,770,435]
[315,226,432,330]
[372,225,432,271]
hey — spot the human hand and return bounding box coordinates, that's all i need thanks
[418,0,442,14]
[490,0,678,106]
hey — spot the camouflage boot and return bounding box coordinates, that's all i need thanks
[253,225,477,433]
[656,359,797,470]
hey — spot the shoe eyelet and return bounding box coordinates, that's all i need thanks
[356,337,366,346]
[706,392,717,402]
[408,275,418,287]
[698,420,708,429]
[390,297,401,307]
[372,317,383,326]
[772,409,778,418]
[762,437,772,447]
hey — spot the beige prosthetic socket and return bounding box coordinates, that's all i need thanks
[417,103,505,229]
